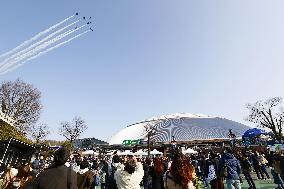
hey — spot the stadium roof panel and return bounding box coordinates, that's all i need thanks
[108,113,250,145]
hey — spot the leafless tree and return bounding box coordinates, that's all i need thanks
[31,123,50,144]
[246,97,284,141]
[144,123,157,157]
[0,78,42,134]
[58,116,88,145]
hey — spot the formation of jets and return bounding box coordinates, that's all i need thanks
[75,12,94,32]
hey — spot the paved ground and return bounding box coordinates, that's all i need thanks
[199,179,276,189]
[198,171,277,189]
[95,179,277,189]
[94,172,278,189]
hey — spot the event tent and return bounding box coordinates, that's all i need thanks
[150,149,163,155]
[81,150,99,156]
[183,148,198,154]
[243,128,267,138]
[117,150,133,156]
[134,149,148,156]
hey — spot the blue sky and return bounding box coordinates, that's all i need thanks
[0,0,284,141]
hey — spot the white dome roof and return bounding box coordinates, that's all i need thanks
[108,113,250,145]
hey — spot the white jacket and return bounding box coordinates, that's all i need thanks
[114,162,144,189]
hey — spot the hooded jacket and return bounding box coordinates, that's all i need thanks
[218,153,241,180]
[114,162,144,189]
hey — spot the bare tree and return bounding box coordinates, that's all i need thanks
[144,123,157,157]
[31,123,50,144]
[246,97,284,141]
[0,78,42,134]
[58,116,88,145]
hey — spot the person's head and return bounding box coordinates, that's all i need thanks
[53,147,70,166]
[170,150,194,189]
[209,152,217,159]
[124,159,136,174]
[80,160,89,170]
[145,158,151,165]
[17,164,32,179]
[225,147,233,154]
[112,155,120,163]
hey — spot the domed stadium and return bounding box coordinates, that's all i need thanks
[108,113,251,145]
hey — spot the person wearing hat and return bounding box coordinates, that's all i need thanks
[30,147,77,189]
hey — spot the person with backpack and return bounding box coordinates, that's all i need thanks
[99,160,108,189]
[207,153,224,189]
[218,147,242,189]
[106,155,122,189]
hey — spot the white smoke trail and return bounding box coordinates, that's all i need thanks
[0,14,76,59]
[0,24,86,72]
[0,30,90,75]
[0,19,80,65]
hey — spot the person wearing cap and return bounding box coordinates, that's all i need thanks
[30,147,77,189]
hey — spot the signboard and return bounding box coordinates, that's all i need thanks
[122,139,142,146]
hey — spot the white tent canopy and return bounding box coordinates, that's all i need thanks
[133,149,148,156]
[183,148,198,154]
[81,150,99,156]
[150,149,163,155]
[117,150,133,156]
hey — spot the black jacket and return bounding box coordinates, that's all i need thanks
[33,165,77,189]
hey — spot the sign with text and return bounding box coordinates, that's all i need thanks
[122,139,142,146]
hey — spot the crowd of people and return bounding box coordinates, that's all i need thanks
[1,146,284,189]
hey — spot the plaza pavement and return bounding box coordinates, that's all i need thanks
[95,170,278,189]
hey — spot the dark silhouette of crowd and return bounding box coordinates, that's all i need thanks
[1,146,284,189]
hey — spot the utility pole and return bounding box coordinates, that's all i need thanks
[147,131,151,157]
[147,130,156,157]
[145,125,156,157]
